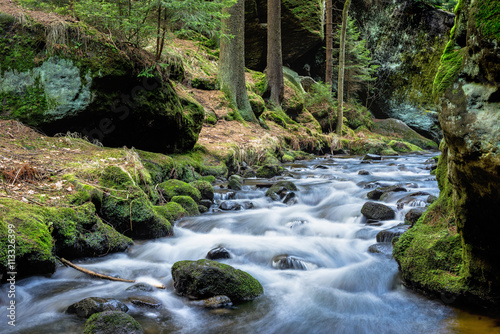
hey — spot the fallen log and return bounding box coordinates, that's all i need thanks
[60,258,166,289]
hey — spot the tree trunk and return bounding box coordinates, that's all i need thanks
[325,0,333,86]
[336,0,351,135]
[219,0,256,122]
[267,0,284,106]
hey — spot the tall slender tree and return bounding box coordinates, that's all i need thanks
[218,0,256,122]
[325,0,333,86]
[266,0,284,106]
[336,0,351,135]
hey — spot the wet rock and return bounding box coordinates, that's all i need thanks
[363,154,382,161]
[313,164,329,169]
[198,205,209,214]
[206,247,231,260]
[265,181,298,201]
[255,165,283,178]
[283,192,297,205]
[396,192,431,209]
[361,202,395,221]
[367,185,407,200]
[272,255,309,270]
[67,297,128,319]
[83,311,143,334]
[189,180,215,201]
[365,219,383,226]
[171,259,264,302]
[368,243,393,255]
[376,225,409,243]
[128,296,162,309]
[405,207,426,227]
[200,199,213,209]
[358,170,371,175]
[219,201,242,211]
[126,283,154,293]
[193,295,233,309]
[228,175,243,191]
[241,201,254,210]
[427,195,437,204]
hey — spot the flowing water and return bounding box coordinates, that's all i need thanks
[1,152,500,334]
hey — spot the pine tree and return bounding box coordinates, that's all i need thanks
[336,0,351,135]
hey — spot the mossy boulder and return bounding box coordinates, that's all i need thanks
[83,311,143,334]
[228,175,243,191]
[189,180,214,201]
[51,203,133,259]
[0,16,203,154]
[171,259,264,302]
[153,202,187,223]
[98,166,172,239]
[372,119,438,150]
[171,196,200,216]
[256,165,284,178]
[0,198,56,280]
[158,179,202,203]
[67,297,129,319]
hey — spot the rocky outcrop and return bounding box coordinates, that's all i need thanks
[0,15,203,154]
[394,0,500,308]
[350,0,455,141]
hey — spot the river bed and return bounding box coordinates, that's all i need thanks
[1,152,499,334]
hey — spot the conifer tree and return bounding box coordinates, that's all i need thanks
[266,0,284,106]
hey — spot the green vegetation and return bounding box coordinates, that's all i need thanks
[474,0,500,40]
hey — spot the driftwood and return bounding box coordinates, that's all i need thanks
[60,258,166,289]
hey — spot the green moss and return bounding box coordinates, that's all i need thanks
[256,165,284,178]
[248,91,266,118]
[171,196,200,216]
[0,198,56,279]
[282,154,294,163]
[388,140,422,153]
[474,0,500,40]
[283,0,322,35]
[158,179,202,203]
[433,2,466,98]
[189,180,214,200]
[153,202,187,223]
[83,311,143,334]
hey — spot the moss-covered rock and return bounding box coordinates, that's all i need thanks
[189,180,214,201]
[51,203,133,259]
[153,202,187,223]
[83,311,143,334]
[98,166,172,239]
[171,259,264,302]
[0,15,203,154]
[372,118,438,150]
[158,179,201,203]
[0,198,56,280]
[265,181,298,200]
[171,196,200,216]
[228,174,243,191]
[256,165,283,178]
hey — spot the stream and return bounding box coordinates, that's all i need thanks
[1,152,500,334]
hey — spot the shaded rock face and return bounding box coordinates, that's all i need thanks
[244,0,322,71]
[67,297,129,319]
[349,0,455,141]
[437,0,500,301]
[361,202,395,221]
[0,18,203,154]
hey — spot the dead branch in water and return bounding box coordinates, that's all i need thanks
[60,258,166,289]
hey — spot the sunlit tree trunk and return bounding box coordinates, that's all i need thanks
[219,0,256,122]
[266,0,284,106]
[336,0,351,135]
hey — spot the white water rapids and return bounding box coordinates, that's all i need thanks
[2,152,469,334]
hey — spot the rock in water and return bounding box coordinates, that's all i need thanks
[83,311,143,334]
[206,246,231,260]
[272,255,310,270]
[67,297,128,319]
[171,259,263,302]
[376,225,409,243]
[361,202,395,221]
[404,207,426,227]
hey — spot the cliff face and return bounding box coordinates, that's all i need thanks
[0,14,204,154]
[350,0,455,142]
[394,0,500,308]
[438,0,500,302]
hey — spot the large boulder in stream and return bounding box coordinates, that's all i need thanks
[171,259,264,303]
[0,15,203,154]
[361,202,395,221]
[394,0,500,308]
[83,311,143,334]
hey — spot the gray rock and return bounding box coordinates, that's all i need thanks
[405,207,426,227]
[361,202,395,221]
[206,246,231,260]
[376,225,409,243]
[128,296,162,309]
[67,297,128,319]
